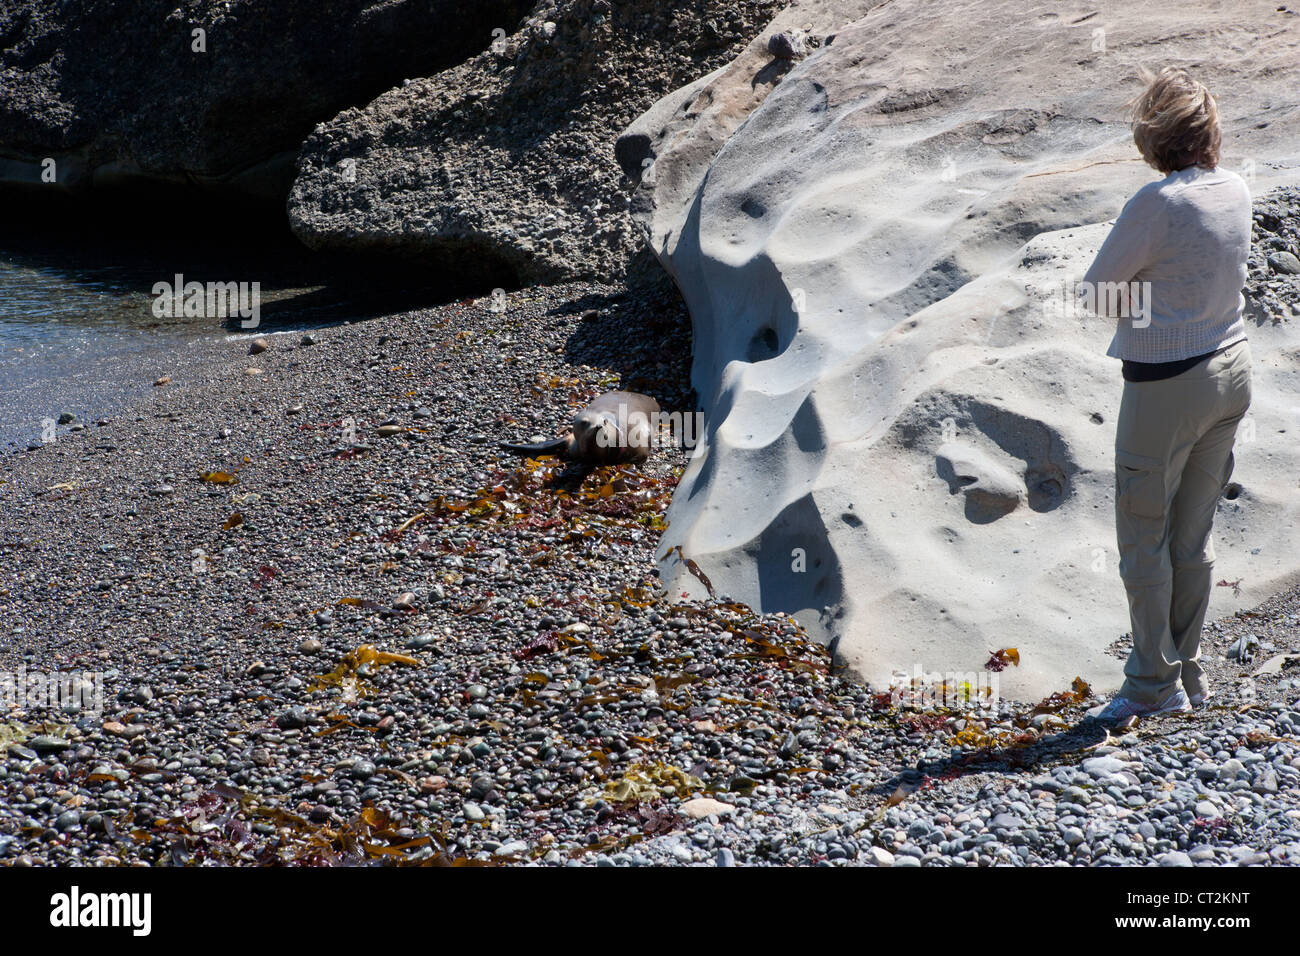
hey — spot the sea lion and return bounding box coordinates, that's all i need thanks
[500,391,661,465]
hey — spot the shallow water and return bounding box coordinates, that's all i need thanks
[2,251,184,447]
[0,212,477,452]
[0,243,327,451]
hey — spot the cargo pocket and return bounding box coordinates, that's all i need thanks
[1115,448,1167,519]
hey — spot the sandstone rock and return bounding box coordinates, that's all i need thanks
[617,0,877,273]
[935,441,1026,521]
[625,0,1300,700]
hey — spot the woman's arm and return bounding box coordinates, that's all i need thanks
[1080,185,1166,319]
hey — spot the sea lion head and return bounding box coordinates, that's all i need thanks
[573,410,621,462]
[572,405,654,464]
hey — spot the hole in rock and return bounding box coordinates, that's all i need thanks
[1224,482,1243,501]
[962,490,1019,524]
[747,326,780,362]
[1026,465,1067,513]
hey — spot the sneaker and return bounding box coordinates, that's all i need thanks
[1188,688,1214,708]
[1088,688,1191,724]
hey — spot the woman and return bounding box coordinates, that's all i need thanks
[1081,66,1253,723]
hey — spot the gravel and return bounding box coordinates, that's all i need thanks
[1246,185,1300,323]
[1,277,1297,866]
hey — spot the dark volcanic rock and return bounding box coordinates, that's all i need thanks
[287,0,788,287]
[767,30,807,59]
[0,0,534,198]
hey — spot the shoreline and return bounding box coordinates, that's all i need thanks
[1,279,1298,866]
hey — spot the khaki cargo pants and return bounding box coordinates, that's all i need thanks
[1114,338,1252,707]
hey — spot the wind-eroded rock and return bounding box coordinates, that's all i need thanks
[624,0,1300,700]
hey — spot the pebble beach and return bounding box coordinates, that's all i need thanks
[2,276,1299,867]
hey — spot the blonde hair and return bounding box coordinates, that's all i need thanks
[1126,66,1221,174]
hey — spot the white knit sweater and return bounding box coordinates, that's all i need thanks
[1081,165,1251,363]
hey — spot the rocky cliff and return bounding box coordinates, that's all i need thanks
[0,0,534,197]
[286,0,789,286]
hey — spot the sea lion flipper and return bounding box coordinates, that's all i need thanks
[499,434,572,457]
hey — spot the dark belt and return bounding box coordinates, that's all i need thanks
[1121,343,1233,383]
